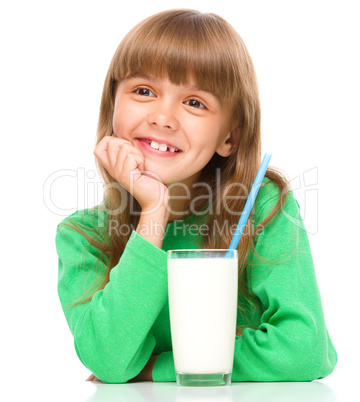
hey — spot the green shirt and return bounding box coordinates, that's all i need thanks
[55,178,337,383]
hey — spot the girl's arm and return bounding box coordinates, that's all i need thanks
[86,354,159,382]
[128,354,159,382]
[230,188,337,381]
[56,208,169,384]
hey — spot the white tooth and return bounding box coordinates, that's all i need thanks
[150,141,159,149]
[159,143,167,152]
[169,147,176,153]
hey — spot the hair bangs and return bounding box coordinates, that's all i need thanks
[112,11,241,103]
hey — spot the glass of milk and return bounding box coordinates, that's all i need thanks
[167,249,238,387]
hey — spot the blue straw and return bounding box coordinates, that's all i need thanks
[226,153,272,256]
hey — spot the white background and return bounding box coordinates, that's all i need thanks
[1,1,358,401]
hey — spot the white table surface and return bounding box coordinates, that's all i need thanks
[82,381,337,402]
[18,379,343,402]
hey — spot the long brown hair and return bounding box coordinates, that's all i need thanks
[61,9,291,335]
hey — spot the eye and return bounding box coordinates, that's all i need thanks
[184,99,206,109]
[134,87,156,97]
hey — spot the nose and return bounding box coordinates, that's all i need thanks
[147,100,179,130]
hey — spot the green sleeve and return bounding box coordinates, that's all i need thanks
[231,188,337,381]
[56,225,168,384]
[153,187,338,382]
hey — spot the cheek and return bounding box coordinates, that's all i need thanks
[112,102,141,135]
[190,123,222,153]
[184,144,218,175]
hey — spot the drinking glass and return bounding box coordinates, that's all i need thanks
[167,249,238,387]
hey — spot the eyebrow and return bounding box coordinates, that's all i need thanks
[123,73,223,105]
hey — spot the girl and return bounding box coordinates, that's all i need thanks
[56,9,337,383]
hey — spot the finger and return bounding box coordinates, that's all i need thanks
[118,152,145,186]
[86,374,96,381]
[108,142,133,173]
[94,137,131,172]
[107,138,139,169]
[107,139,120,170]
[94,136,109,170]
[93,136,114,171]
[115,143,145,174]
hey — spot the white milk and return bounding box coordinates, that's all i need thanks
[168,257,238,374]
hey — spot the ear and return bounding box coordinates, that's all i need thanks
[216,127,240,157]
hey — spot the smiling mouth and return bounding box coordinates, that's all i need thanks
[137,138,182,153]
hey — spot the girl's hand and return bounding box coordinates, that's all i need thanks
[86,373,100,381]
[94,136,170,212]
[85,355,159,383]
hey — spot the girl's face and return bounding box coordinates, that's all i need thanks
[112,73,235,187]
